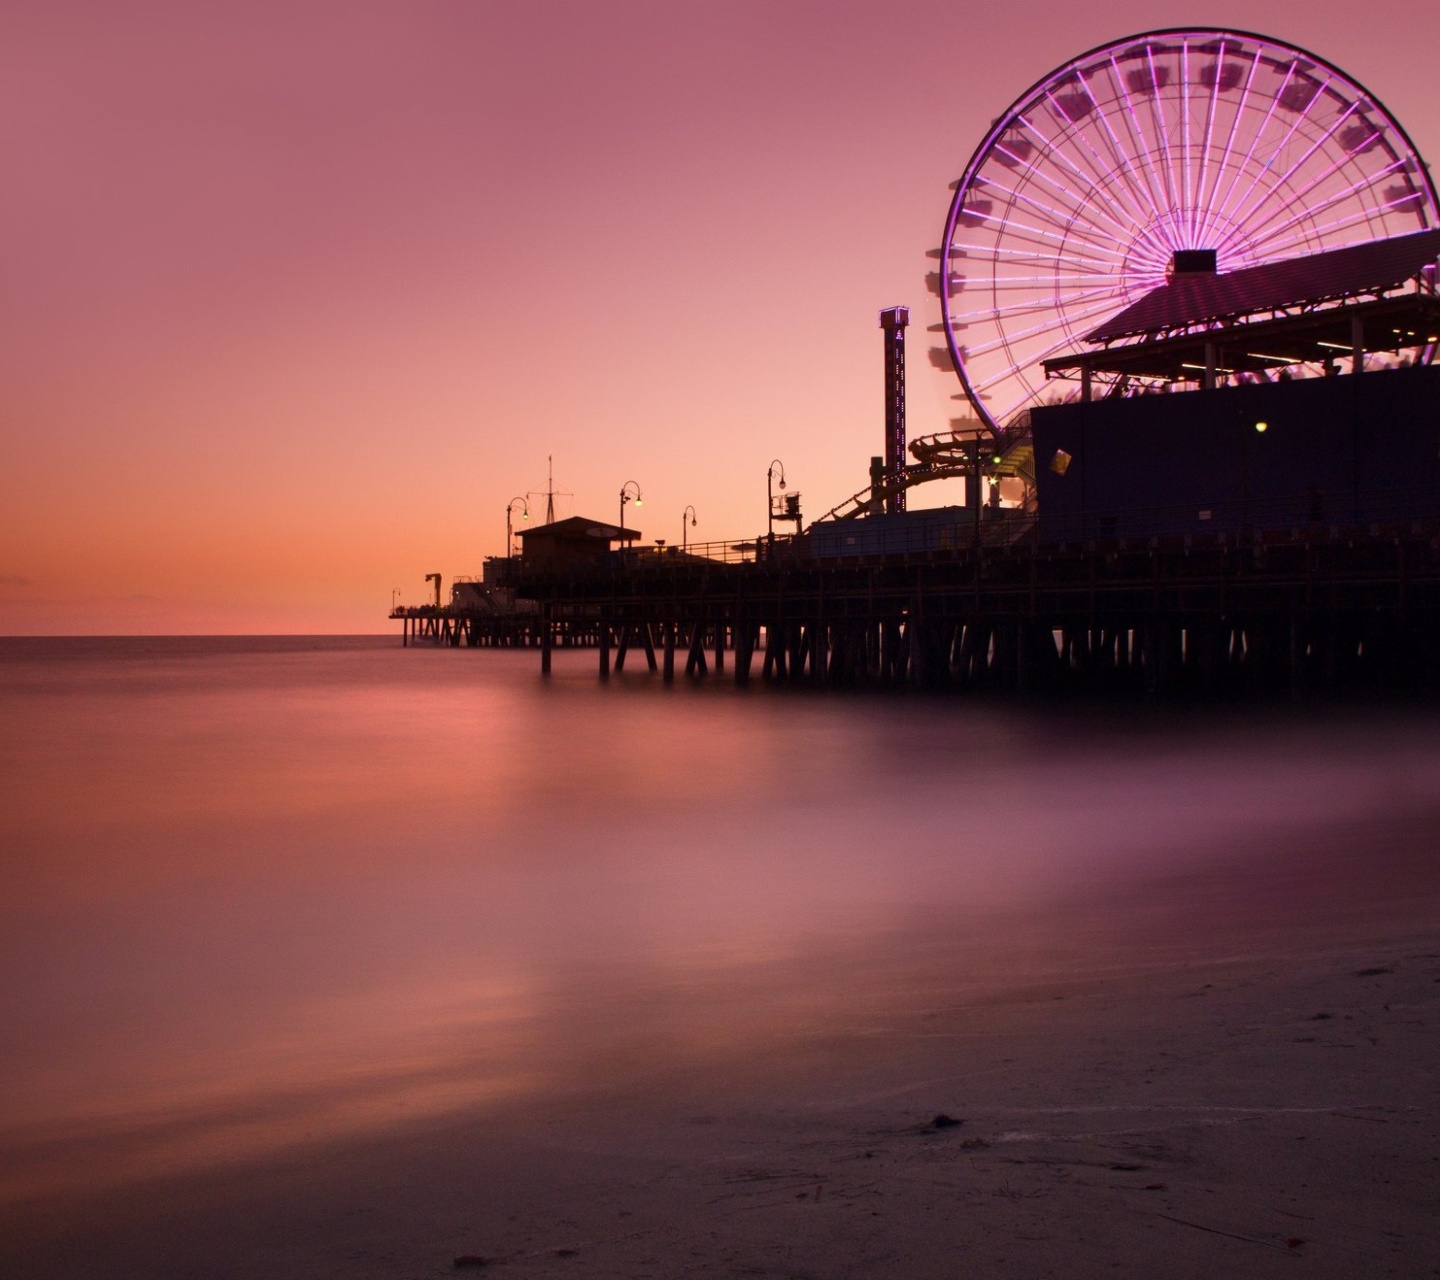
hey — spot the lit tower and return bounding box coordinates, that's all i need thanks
[879,306,910,514]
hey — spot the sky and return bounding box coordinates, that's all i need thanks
[5,0,1440,634]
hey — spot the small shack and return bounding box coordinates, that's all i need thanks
[516,516,640,567]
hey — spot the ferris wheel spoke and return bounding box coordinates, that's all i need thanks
[1092,59,1170,233]
[1232,71,1330,221]
[1191,41,1228,247]
[1038,77,1175,242]
[966,294,1138,369]
[1039,81,1185,248]
[1069,75,1174,235]
[979,213,1128,262]
[950,300,1123,345]
[981,147,1146,246]
[1211,55,1292,233]
[1231,156,1407,254]
[981,274,1131,288]
[1221,70,1342,237]
[1104,55,1186,247]
[1089,61,1180,242]
[1195,45,1264,247]
[948,242,1123,272]
[988,391,1040,425]
[977,174,1124,247]
[1226,78,1356,233]
[948,283,1124,326]
[1023,111,1160,239]
[1251,182,1423,258]
[1267,187,1411,249]
[1181,39,1198,242]
[1142,46,1185,239]
[971,311,1134,394]
[976,177,1139,257]
[1230,145,1400,251]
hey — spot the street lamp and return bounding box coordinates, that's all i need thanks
[391,588,402,612]
[767,459,786,540]
[506,496,529,557]
[682,504,697,551]
[619,480,642,536]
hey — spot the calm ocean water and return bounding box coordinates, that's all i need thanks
[3,635,1439,1202]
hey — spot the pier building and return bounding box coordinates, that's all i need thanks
[394,29,1440,698]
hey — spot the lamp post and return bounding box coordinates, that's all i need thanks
[506,497,529,557]
[391,588,402,612]
[619,480,642,537]
[767,459,786,541]
[682,504,697,551]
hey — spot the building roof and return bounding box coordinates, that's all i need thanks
[516,515,640,542]
[1087,229,1440,343]
[1045,292,1440,382]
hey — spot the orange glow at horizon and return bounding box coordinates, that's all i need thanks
[4,0,1440,633]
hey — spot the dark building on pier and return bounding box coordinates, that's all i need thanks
[1034,231,1440,543]
[401,235,1440,700]
[516,516,639,568]
[1033,363,1440,542]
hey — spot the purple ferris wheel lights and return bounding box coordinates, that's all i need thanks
[935,28,1440,434]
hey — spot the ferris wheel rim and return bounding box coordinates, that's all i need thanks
[939,28,1440,436]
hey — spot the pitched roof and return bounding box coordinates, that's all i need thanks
[516,516,640,542]
[1087,229,1440,343]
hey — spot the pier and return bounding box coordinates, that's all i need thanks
[392,92,1440,703]
[397,521,1440,700]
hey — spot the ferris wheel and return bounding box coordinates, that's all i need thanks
[935,28,1440,435]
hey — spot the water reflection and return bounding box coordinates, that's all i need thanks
[3,638,1439,1200]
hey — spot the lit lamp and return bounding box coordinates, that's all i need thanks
[767,459,786,540]
[506,496,529,557]
[619,480,642,536]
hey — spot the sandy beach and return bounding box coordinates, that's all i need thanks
[9,2,1440,1272]
[4,804,1438,1280]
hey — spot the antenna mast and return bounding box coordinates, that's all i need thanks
[527,457,570,526]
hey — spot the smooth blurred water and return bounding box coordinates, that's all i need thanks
[3,635,1439,1201]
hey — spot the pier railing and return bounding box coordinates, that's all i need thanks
[609,517,1040,570]
[398,507,1440,698]
[616,538,763,566]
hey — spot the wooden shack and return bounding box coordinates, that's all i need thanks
[516,516,639,567]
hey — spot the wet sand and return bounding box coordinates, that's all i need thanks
[4,812,1439,1279]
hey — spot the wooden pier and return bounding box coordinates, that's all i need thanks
[393,607,553,650]
[453,524,1440,699]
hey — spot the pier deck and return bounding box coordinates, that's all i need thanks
[399,524,1440,699]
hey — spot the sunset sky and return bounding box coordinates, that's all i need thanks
[6,1,1440,634]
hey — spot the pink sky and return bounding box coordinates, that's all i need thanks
[5,0,1439,633]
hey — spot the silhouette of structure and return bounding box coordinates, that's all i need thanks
[395,29,1440,699]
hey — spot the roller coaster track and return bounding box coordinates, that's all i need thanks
[808,418,1036,527]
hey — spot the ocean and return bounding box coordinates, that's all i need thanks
[3,635,1439,1207]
